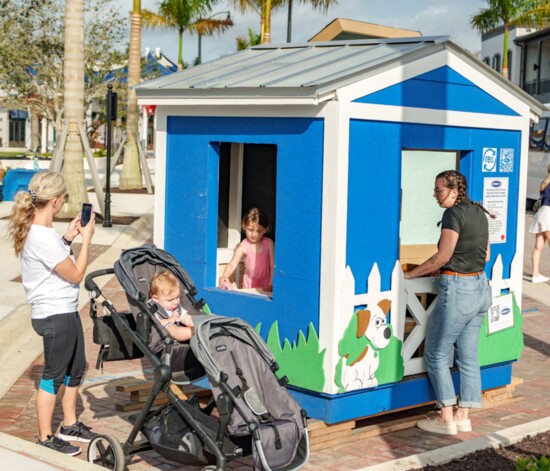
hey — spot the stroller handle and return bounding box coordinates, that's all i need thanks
[85,268,115,296]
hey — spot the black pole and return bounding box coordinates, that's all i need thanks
[286,0,293,43]
[103,85,113,227]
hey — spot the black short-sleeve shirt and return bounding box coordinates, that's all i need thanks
[440,199,489,273]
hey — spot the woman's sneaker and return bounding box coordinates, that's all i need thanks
[56,421,98,443]
[38,435,81,456]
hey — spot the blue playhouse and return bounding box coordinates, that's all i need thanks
[135,37,544,423]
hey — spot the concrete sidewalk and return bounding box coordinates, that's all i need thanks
[0,195,549,470]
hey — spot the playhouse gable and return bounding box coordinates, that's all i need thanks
[353,65,519,116]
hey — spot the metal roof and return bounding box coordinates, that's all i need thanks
[134,36,544,115]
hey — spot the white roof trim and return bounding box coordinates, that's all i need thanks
[347,102,526,130]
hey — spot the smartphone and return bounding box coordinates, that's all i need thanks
[81,203,93,226]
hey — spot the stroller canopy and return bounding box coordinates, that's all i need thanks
[191,315,278,384]
[114,244,197,302]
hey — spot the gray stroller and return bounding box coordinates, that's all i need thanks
[84,244,310,471]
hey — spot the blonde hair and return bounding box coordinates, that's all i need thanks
[9,171,66,256]
[150,270,180,297]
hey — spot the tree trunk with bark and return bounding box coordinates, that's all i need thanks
[60,0,88,217]
[120,5,143,190]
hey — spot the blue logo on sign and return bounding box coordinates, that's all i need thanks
[491,181,502,188]
[501,308,511,316]
[482,148,497,172]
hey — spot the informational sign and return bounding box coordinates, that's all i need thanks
[483,177,508,244]
[487,293,514,334]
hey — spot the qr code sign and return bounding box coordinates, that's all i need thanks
[499,148,514,172]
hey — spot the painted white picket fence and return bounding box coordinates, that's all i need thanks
[337,254,515,377]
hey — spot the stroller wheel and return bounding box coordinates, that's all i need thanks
[87,434,126,471]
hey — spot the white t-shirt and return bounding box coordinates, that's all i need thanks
[21,225,79,319]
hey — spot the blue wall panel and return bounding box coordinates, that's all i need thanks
[354,66,519,117]
[347,119,522,293]
[165,116,324,342]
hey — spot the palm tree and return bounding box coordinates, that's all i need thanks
[142,0,232,71]
[471,0,550,79]
[60,0,89,216]
[230,0,337,44]
[120,0,143,190]
[229,0,282,44]
[236,28,261,50]
[286,0,338,42]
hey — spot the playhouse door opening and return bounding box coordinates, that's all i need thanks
[400,150,459,354]
[217,142,277,293]
[399,150,458,267]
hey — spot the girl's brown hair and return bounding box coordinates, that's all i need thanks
[9,171,66,256]
[241,207,269,230]
[437,170,495,218]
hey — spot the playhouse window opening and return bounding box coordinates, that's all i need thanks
[216,142,277,295]
[399,149,459,270]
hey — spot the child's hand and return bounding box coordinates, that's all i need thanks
[168,311,180,323]
[180,313,194,327]
[219,277,233,290]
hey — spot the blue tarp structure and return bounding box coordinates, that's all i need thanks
[105,51,177,83]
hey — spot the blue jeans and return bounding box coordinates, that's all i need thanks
[424,273,492,409]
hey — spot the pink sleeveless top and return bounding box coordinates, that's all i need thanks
[242,238,271,289]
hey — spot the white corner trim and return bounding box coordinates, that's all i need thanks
[318,101,350,395]
[153,108,167,248]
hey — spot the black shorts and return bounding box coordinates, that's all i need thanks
[31,312,86,395]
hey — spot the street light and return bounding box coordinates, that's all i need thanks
[196,11,232,65]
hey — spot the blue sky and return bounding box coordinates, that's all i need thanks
[131,0,489,65]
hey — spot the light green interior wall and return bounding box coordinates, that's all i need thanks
[400,151,457,244]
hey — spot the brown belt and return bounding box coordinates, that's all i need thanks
[440,270,482,277]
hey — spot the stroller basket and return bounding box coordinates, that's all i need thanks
[142,400,248,466]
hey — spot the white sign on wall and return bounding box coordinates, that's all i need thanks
[483,177,508,244]
[487,293,514,334]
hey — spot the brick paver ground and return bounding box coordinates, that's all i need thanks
[1,274,549,471]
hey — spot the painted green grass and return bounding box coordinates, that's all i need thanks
[259,321,326,392]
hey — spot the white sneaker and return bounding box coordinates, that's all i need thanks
[455,419,472,432]
[417,417,457,435]
[532,275,550,283]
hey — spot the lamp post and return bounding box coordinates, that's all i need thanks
[103,84,117,228]
[196,11,231,65]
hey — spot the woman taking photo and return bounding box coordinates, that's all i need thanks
[9,171,97,456]
[404,170,493,435]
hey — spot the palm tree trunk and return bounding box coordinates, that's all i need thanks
[121,0,143,190]
[502,22,509,80]
[178,28,184,71]
[60,0,88,217]
[263,0,272,44]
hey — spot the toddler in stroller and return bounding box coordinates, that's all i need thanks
[85,243,309,471]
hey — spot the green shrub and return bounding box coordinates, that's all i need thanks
[516,455,550,471]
